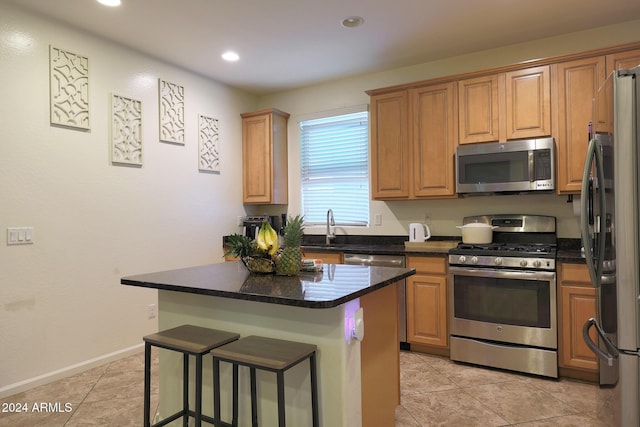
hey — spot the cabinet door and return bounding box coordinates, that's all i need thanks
[370,91,410,199]
[458,74,500,144]
[406,274,448,348]
[243,113,272,203]
[505,66,551,139]
[558,263,598,372]
[241,109,289,204]
[410,82,458,198]
[606,48,640,74]
[553,57,606,193]
[302,251,343,264]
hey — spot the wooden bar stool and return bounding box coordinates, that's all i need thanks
[143,325,239,427]
[211,335,319,427]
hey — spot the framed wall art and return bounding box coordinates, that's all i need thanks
[158,78,184,144]
[198,114,220,173]
[110,93,143,166]
[49,45,90,130]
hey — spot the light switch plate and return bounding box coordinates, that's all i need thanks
[7,227,34,245]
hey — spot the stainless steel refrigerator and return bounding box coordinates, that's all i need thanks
[580,65,640,426]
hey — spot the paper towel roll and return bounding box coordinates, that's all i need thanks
[572,196,581,217]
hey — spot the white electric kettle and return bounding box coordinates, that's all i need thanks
[409,223,431,242]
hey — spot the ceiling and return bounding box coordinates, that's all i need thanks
[7,0,640,95]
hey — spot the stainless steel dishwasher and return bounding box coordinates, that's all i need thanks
[343,253,407,347]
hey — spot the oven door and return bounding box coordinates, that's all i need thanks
[449,266,557,349]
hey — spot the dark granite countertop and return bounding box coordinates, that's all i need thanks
[121,261,415,309]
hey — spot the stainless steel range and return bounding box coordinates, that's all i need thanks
[448,214,558,378]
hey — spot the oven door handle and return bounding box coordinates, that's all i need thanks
[448,266,556,281]
[582,317,619,366]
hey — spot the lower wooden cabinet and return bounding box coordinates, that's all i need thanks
[406,256,448,350]
[558,262,599,379]
[302,250,343,264]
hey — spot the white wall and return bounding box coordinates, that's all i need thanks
[0,2,256,396]
[259,20,640,239]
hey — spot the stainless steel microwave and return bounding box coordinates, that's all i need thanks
[455,137,555,194]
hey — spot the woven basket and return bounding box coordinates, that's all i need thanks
[241,256,275,274]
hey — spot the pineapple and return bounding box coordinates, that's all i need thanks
[275,215,305,276]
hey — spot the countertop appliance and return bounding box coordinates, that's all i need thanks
[455,137,555,194]
[343,253,408,348]
[242,215,282,239]
[580,66,640,426]
[409,223,431,242]
[448,214,558,378]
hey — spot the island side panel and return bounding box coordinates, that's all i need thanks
[360,282,400,427]
[157,289,362,427]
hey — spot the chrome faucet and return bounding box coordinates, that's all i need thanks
[326,209,336,245]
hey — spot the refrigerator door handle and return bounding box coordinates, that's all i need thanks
[583,317,619,366]
[580,137,607,287]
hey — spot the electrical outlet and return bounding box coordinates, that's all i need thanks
[424,215,431,225]
[373,214,382,226]
[147,304,157,319]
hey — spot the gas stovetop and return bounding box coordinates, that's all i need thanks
[448,214,557,271]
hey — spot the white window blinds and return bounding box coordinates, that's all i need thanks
[300,110,370,226]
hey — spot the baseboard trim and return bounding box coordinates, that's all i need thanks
[0,343,144,399]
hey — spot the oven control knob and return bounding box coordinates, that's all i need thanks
[533,260,542,268]
[520,259,528,267]
[494,257,503,265]
[471,256,479,264]
[458,256,466,263]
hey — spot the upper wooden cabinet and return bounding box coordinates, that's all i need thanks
[458,74,500,143]
[410,82,458,198]
[458,66,551,144]
[606,48,640,74]
[505,66,551,140]
[370,91,410,199]
[552,57,606,194]
[241,109,289,204]
[370,83,457,200]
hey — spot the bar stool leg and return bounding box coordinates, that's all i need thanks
[310,352,319,427]
[250,367,258,427]
[183,353,189,427]
[195,354,203,427]
[213,358,221,427]
[277,370,286,427]
[232,364,239,426]
[144,342,152,427]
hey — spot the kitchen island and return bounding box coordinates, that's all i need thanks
[121,261,415,427]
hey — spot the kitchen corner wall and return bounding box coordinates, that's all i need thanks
[258,19,640,239]
[0,2,256,396]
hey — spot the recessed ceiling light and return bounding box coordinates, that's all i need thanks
[97,0,121,6]
[341,16,364,28]
[222,51,240,62]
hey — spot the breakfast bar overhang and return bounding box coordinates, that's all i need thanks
[121,261,415,427]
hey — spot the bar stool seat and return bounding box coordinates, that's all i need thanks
[211,335,319,427]
[144,325,239,427]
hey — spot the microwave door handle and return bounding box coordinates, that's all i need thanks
[581,138,600,287]
[528,150,534,182]
[583,317,619,366]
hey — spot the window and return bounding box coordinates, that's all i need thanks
[300,109,369,226]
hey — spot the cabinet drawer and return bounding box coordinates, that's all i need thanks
[559,263,592,284]
[407,256,446,274]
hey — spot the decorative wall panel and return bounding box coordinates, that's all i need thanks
[49,45,90,130]
[158,79,185,144]
[111,93,143,166]
[198,114,220,172]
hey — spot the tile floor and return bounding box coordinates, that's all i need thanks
[0,349,614,426]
